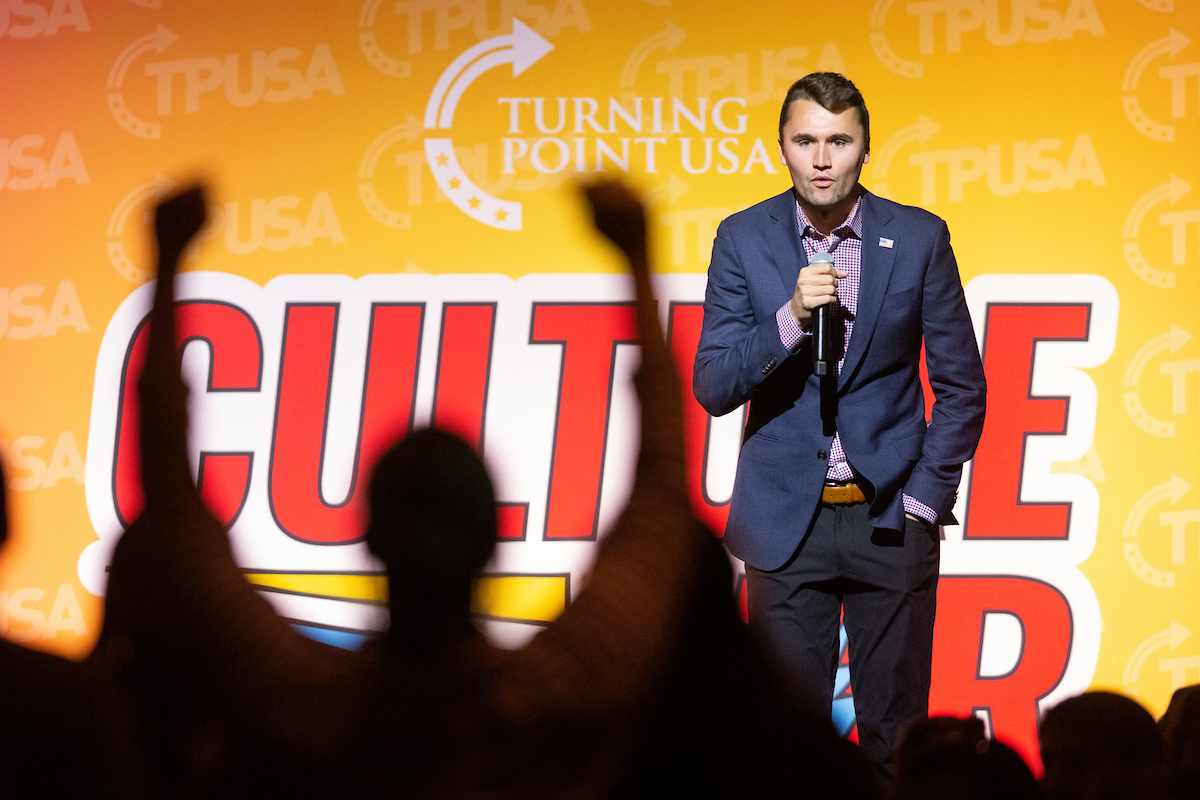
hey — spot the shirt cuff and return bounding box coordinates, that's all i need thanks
[776,303,808,352]
[903,494,938,525]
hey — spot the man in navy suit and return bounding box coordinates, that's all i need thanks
[694,73,986,774]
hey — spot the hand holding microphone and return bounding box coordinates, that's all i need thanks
[788,251,843,377]
[807,252,836,377]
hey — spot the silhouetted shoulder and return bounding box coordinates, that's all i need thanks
[0,639,147,798]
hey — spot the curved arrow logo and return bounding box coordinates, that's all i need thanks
[1122,29,1191,142]
[1123,474,1192,587]
[621,23,687,87]
[107,25,177,140]
[1123,620,1191,692]
[1123,325,1191,437]
[357,117,422,230]
[869,0,922,78]
[424,18,553,129]
[1123,175,1192,288]
[423,18,553,231]
[872,115,939,198]
[106,173,178,283]
[358,0,411,78]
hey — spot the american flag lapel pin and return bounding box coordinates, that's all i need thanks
[878,237,894,249]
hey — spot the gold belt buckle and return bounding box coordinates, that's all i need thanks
[822,482,865,505]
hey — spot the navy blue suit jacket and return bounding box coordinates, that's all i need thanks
[694,189,986,571]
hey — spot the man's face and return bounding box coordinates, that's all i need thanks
[778,99,869,223]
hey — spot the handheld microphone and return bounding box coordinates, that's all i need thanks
[809,251,835,377]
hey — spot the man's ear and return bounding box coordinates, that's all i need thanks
[863,150,870,165]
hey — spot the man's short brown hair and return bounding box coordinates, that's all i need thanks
[778,72,870,151]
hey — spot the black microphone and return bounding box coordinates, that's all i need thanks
[809,251,835,377]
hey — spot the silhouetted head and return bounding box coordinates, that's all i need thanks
[1040,692,1163,800]
[896,715,986,765]
[894,716,1040,800]
[1160,684,1200,773]
[366,429,496,618]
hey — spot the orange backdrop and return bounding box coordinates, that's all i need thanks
[2,0,1198,770]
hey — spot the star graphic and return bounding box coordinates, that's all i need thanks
[448,177,461,191]
[495,208,508,222]
[435,153,449,167]
[468,196,481,209]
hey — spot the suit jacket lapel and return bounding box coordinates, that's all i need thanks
[840,191,896,389]
[764,190,806,300]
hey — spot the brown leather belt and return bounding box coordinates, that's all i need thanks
[821,482,866,505]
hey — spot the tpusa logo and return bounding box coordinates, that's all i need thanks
[105,176,346,282]
[106,26,345,140]
[360,19,553,232]
[360,18,779,233]
[871,117,1105,206]
[869,0,1104,78]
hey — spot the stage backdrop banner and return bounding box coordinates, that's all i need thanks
[2,0,1197,770]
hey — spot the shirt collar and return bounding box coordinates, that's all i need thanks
[795,191,864,242]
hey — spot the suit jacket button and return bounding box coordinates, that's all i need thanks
[817,450,827,460]
[761,357,777,374]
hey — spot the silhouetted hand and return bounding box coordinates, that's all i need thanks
[583,180,647,268]
[154,185,207,262]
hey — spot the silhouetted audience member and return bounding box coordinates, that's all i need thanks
[892,715,1039,800]
[0,459,149,798]
[92,187,365,796]
[1040,691,1164,800]
[1161,684,1200,775]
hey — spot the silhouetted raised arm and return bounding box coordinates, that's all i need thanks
[583,182,687,504]
[95,186,360,793]
[138,187,205,510]
[506,182,705,726]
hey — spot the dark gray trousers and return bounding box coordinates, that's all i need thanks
[745,501,940,776]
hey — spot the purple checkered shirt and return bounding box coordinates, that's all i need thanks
[773,194,937,525]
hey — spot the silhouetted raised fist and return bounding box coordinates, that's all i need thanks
[154,185,207,260]
[583,180,647,267]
